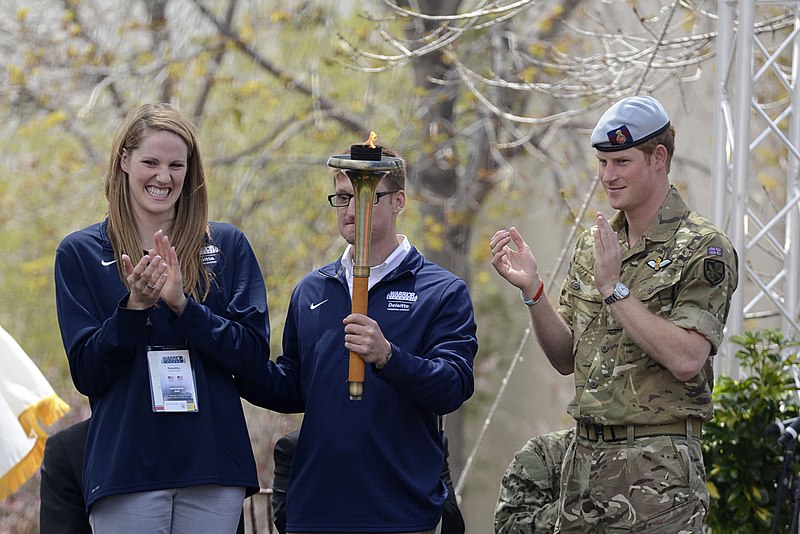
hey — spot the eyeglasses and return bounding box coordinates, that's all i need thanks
[327,190,399,208]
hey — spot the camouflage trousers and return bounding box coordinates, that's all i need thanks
[554,433,707,533]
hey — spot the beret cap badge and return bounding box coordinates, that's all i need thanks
[609,126,633,146]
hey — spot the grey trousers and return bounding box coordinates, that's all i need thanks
[89,484,245,534]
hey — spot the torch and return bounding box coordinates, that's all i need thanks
[327,133,402,400]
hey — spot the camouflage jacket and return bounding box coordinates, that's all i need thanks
[494,428,574,533]
[557,187,738,425]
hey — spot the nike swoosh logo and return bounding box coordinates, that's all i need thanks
[309,299,328,310]
[101,259,117,266]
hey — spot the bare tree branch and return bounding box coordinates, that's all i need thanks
[189,0,369,136]
[192,0,239,122]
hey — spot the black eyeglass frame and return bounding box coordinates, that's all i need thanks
[327,189,400,208]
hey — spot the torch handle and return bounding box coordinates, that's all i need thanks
[348,275,368,399]
[325,159,400,401]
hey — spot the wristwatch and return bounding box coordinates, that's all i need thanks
[603,281,630,305]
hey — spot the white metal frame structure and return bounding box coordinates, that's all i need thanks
[712,1,800,378]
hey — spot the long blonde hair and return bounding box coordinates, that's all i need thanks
[104,103,212,301]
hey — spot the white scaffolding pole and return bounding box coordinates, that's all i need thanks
[712,0,737,378]
[787,11,800,341]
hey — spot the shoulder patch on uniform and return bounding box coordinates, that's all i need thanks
[707,246,723,256]
[704,258,725,286]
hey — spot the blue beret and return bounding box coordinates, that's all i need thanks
[591,95,670,152]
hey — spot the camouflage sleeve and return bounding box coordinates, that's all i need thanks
[669,231,738,353]
[494,429,574,534]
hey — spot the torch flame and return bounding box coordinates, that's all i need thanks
[362,131,378,149]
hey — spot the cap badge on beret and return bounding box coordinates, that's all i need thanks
[609,126,633,146]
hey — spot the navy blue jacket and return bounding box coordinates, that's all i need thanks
[241,247,477,532]
[54,220,269,508]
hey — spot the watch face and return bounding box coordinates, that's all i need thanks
[604,281,630,305]
[614,282,630,298]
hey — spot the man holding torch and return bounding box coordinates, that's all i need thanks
[241,145,477,534]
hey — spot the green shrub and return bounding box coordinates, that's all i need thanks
[703,329,800,533]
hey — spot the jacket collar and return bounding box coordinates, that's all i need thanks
[609,185,689,245]
[319,246,425,282]
[99,219,116,255]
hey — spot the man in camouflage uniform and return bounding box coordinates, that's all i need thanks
[490,95,738,532]
[494,428,574,533]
